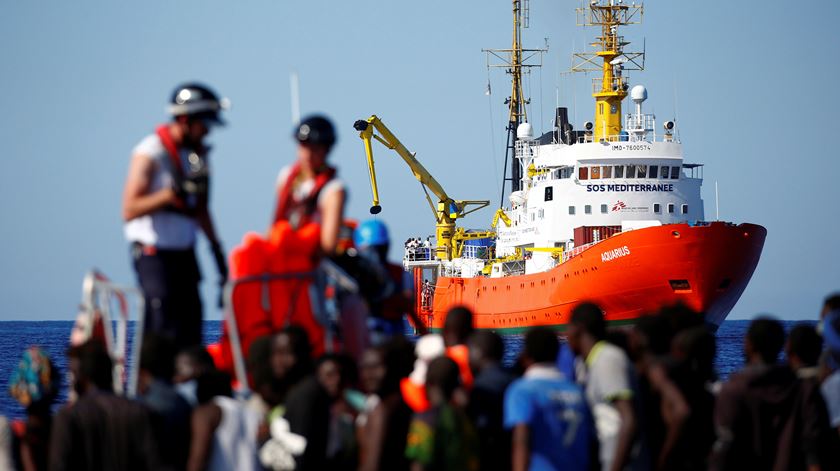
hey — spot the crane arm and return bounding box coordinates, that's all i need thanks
[354,114,490,261]
[354,115,452,215]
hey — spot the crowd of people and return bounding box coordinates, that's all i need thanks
[2,294,839,470]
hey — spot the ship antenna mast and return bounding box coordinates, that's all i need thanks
[484,0,546,207]
[572,0,644,142]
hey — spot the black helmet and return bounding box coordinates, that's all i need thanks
[294,115,336,147]
[168,83,229,126]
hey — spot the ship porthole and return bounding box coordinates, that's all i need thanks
[672,231,681,238]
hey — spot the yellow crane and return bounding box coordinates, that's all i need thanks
[353,115,490,261]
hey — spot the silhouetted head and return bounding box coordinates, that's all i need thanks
[425,356,461,404]
[68,340,113,395]
[270,325,313,381]
[443,306,474,347]
[567,302,606,355]
[522,327,560,367]
[195,370,233,404]
[468,330,505,373]
[174,345,216,384]
[316,353,357,399]
[672,326,716,382]
[377,336,415,397]
[745,317,785,365]
[140,333,177,382]
[822,293,840,319]
[786,323,822,369]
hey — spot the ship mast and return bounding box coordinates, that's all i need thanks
[573,0,644,142]
[484,0,546,205]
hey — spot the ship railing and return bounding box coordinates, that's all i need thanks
[404,245,435,262]
[592,75,629,95]
[560,241,601,263]
[575,132,676,144]
[625,113,655,133]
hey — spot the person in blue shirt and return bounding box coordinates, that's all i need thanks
[504,327,596,471]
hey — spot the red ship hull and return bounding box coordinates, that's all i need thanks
[418,222,766,332]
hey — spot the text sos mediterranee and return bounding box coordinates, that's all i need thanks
[587,183,674,192]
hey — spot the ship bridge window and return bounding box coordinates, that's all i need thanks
[569,206,576,215]
[668,203,675,214]
[585,204,592,214]
[654,203,661,213]
[625,165,636,178]
[681,204,688,214]
[661,166,670,179]
[671,166,681,179]
[649,165,658,178]
[560,167,573,179]
[591,166,601,179]
[579,167,589,180]
[545,186,553,202]
[601,204,608,214]
[637,165,647,178]
[614,165,625,178]
[602,166,612,178]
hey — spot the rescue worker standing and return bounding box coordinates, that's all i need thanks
[122,83,229,350]
[273,115,345,254]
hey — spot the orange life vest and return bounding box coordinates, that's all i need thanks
[217,165,336,376]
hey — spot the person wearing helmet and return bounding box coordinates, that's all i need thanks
[273,114,345,254]
[354,219,428,343]
[122,83,229,350]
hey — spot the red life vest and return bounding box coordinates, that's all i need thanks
[272,162,336,228]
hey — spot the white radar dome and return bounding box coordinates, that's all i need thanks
[630,85,648,104]
[517,122,534,140]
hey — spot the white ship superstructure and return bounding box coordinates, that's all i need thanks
[496,85,705,275]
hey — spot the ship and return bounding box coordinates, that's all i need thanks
[356,0,765,332]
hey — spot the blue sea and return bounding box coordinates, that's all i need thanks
[0,320,799,420]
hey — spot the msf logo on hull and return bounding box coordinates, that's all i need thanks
[611,201,627,212]
[602,246,631,263]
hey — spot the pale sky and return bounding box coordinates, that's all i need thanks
[1,0,837,321]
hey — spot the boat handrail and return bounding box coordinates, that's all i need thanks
[80,270,145,398]
[575,131,677,144]
[560,240,601,263]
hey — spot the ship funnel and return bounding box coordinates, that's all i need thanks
[517,122,534,140]
[555,107,571,144]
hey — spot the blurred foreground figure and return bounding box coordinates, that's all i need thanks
[405,356,479,471]
[8,346,60,471]
[352,219,427,343]
[467,330,513,471]
[505,327,595,471]
[187,369,262,471]
[820,293,840,438]
[711,317,815,470]
[123,83,229,350]
[567,303,644,471]
[50,341,158,471]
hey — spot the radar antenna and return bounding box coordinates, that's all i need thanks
[572,0,644,142]
[484,0,547,206]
